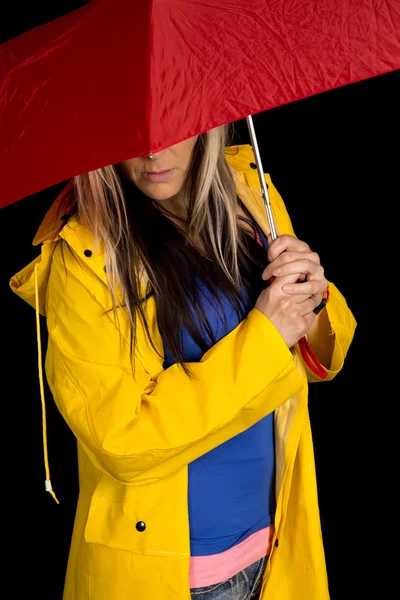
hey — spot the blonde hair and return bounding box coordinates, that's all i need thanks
[72,124,259,369]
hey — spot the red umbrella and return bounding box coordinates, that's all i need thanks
[2,0,399,392]
[1,0,399,211]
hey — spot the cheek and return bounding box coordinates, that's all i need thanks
[119,160,140,182]
[182,139,198,167]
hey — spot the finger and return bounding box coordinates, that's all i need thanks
[269,272,304,288]
[272,251,321,269]
[272,259,324,279]
[262,266,308,282]
[262,251,320,280]
[262,265,308,282]
[268,234,311,262]
[288,290,312,304]
[282,282,317,296]
[302,310,317,331]
[298,298,317,317]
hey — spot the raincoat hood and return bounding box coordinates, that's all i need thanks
[11,182,80,317]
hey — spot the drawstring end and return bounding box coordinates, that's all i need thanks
[45,479,60,504]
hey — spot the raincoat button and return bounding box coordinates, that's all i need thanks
[84,249,92,258]
[274,539,279,548]
[103,265,107,272]
[136,521,146,532]
[250,162,257,169]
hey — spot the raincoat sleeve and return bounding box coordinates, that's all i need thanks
[44,241,304,486]
[265,174,357,383]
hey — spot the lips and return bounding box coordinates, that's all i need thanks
[143,169,175,182]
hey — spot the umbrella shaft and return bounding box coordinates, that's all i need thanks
[246,116,278,241]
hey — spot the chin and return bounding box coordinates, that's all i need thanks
[142,186,178,201]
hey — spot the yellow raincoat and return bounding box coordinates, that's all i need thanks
[10,144,356,599]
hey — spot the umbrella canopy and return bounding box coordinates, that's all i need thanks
[1,0,399,208]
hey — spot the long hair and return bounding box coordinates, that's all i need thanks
[72,125,268,373]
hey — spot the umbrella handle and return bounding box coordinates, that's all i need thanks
[298,336,328,379]
[246,115,278,241]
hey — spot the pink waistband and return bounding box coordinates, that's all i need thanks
[189,525,274,589]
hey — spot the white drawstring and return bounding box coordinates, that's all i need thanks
[34,261,59,504]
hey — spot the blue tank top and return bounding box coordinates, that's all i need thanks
[163,229,275,556]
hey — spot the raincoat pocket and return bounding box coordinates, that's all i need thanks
[84,473,190,557]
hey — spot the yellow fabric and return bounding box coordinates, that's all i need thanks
[10,144,356,599]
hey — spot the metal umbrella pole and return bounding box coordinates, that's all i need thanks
[246,115,278,241]
[246,117,329,379]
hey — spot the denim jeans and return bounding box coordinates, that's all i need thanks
[190,555,268,599]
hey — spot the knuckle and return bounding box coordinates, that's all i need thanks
[311,251,320,263]
[301,258,310,271]
[292,307,302,321]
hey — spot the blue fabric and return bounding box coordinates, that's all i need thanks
[163,229,276,556]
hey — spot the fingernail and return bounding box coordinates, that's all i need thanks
[283,285,292,293]
[273,268,281,275]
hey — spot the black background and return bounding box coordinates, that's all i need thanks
[2,3,398,599]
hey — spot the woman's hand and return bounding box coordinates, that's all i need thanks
[255,274,316,348]
[261,234,328,310]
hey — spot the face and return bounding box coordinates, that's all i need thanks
[117,135,199,203]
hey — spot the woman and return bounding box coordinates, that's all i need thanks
[10,124,356,600]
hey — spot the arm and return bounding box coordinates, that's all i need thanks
[303,280,356,382]
[262,178,357,382]
[305,303,334,369]
[45,242,304,486]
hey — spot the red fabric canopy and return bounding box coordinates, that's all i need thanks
[1,0,399,208]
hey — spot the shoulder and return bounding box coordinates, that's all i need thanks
[224,143,260,179]
[225,144,295,237]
